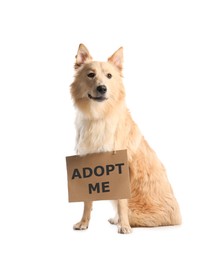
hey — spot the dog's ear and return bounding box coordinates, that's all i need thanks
[75,44,93,69]
[108,47,123,71]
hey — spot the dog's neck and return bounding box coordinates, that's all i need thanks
[75,102,126,155]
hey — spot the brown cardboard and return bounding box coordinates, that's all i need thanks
[66,150,131,202]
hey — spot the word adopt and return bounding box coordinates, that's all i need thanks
[72,163,124,194]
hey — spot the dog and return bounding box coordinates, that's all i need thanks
[70,44,181,234]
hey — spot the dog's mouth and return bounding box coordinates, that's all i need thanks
[88,94,108,102]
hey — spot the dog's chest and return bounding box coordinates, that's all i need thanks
[76,117,117,155]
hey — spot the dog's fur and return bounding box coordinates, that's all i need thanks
[70,44,181,234]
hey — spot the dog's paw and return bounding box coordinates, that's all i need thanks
[117,225,132,234]
[73,221,88,230]
[108,217,118,225]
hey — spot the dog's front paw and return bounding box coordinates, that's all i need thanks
[117,225,132,234]
[73,221,88,230]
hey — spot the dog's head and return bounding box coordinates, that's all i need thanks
[70,44,125,119]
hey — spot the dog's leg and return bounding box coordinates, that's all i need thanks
[73,201,93,230]
[117,199,132,234]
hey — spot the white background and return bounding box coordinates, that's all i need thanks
[0,0,222,259]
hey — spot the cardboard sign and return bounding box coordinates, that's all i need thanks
[66,150,131,202]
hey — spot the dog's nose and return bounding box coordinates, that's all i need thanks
[96,85,107,94]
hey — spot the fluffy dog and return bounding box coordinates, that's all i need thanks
[70,44,181,234]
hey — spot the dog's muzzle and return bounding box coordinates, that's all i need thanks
[88,85,108,102]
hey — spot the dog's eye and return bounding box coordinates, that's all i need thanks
[87,72,95,78]
[107,73,112,79]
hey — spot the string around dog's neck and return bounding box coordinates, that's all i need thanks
[112,130,117,155]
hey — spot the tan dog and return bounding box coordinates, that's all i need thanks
[70,44,181,234]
